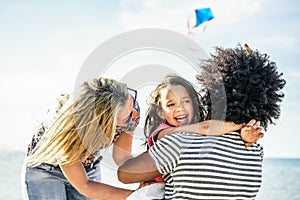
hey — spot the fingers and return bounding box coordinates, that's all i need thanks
[245,119,263,131]
[244,142,252,148]
[259,132,264,138]
[253,121,262,129]
[246,119,257,127]
[252,127,264,137]
[139,180,157,189]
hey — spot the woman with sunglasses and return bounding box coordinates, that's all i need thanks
[22,77,140,200]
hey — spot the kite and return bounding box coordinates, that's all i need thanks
[187,7,214,34]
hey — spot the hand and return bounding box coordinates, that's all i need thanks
[138,180,157,189]
[240,119,264,148]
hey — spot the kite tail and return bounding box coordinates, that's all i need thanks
[202,20,212,32]
[187,14,194,35]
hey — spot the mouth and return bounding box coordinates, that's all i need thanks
[175,114,188,123]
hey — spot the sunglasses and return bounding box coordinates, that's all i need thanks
[114,88,138,139]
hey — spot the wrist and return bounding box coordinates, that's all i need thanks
[171,126,180,133]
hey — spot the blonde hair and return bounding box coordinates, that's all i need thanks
[27,78,129,167]
[54,93,70,114]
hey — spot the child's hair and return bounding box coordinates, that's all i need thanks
[144,74,206,139]
[197,44,286,130]
[27,77,129,167]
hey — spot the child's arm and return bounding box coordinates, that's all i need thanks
[156,120,263,147]
[157,120,243,140]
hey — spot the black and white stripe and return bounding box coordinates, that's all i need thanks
[149,132,263,200]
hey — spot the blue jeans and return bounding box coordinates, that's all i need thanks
[22,160,101,200]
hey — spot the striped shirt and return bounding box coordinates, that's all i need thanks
[149,132,263,200]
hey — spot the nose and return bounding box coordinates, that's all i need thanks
[176,103,184,112]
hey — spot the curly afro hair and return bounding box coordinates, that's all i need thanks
[197,44,286,130]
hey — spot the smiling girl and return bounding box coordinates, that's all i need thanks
[144,74,245,183]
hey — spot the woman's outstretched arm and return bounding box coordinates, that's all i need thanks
[60,162,133,199]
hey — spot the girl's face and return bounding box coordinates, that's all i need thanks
[159,85,194,127]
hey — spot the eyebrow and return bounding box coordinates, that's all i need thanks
[165,99,175,103]
[166,96,191,102]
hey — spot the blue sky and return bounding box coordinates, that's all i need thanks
[0,0,299,158]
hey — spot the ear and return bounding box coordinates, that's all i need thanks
[156,108,166,120]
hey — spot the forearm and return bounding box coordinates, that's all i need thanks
[174,121,211,135]
[158,120,242,139]
[84,181,133,199]
[156,121,211,140]
[113,132,133,166]
[61,162,133,199]
[118,152,160,184]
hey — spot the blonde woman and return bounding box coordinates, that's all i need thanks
[22,77,140,200]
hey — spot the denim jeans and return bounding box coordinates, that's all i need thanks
[22,159,101,200]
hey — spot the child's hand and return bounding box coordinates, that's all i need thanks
[138,180,157,189]
[240,119,264,148]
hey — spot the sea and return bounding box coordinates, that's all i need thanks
[1,149,300,200]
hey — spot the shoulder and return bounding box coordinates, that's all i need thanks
[149,132,186,155]
[154,132,204,150]
[148,123,172,146]
[160,131,194,142]
[151,123,172,137]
